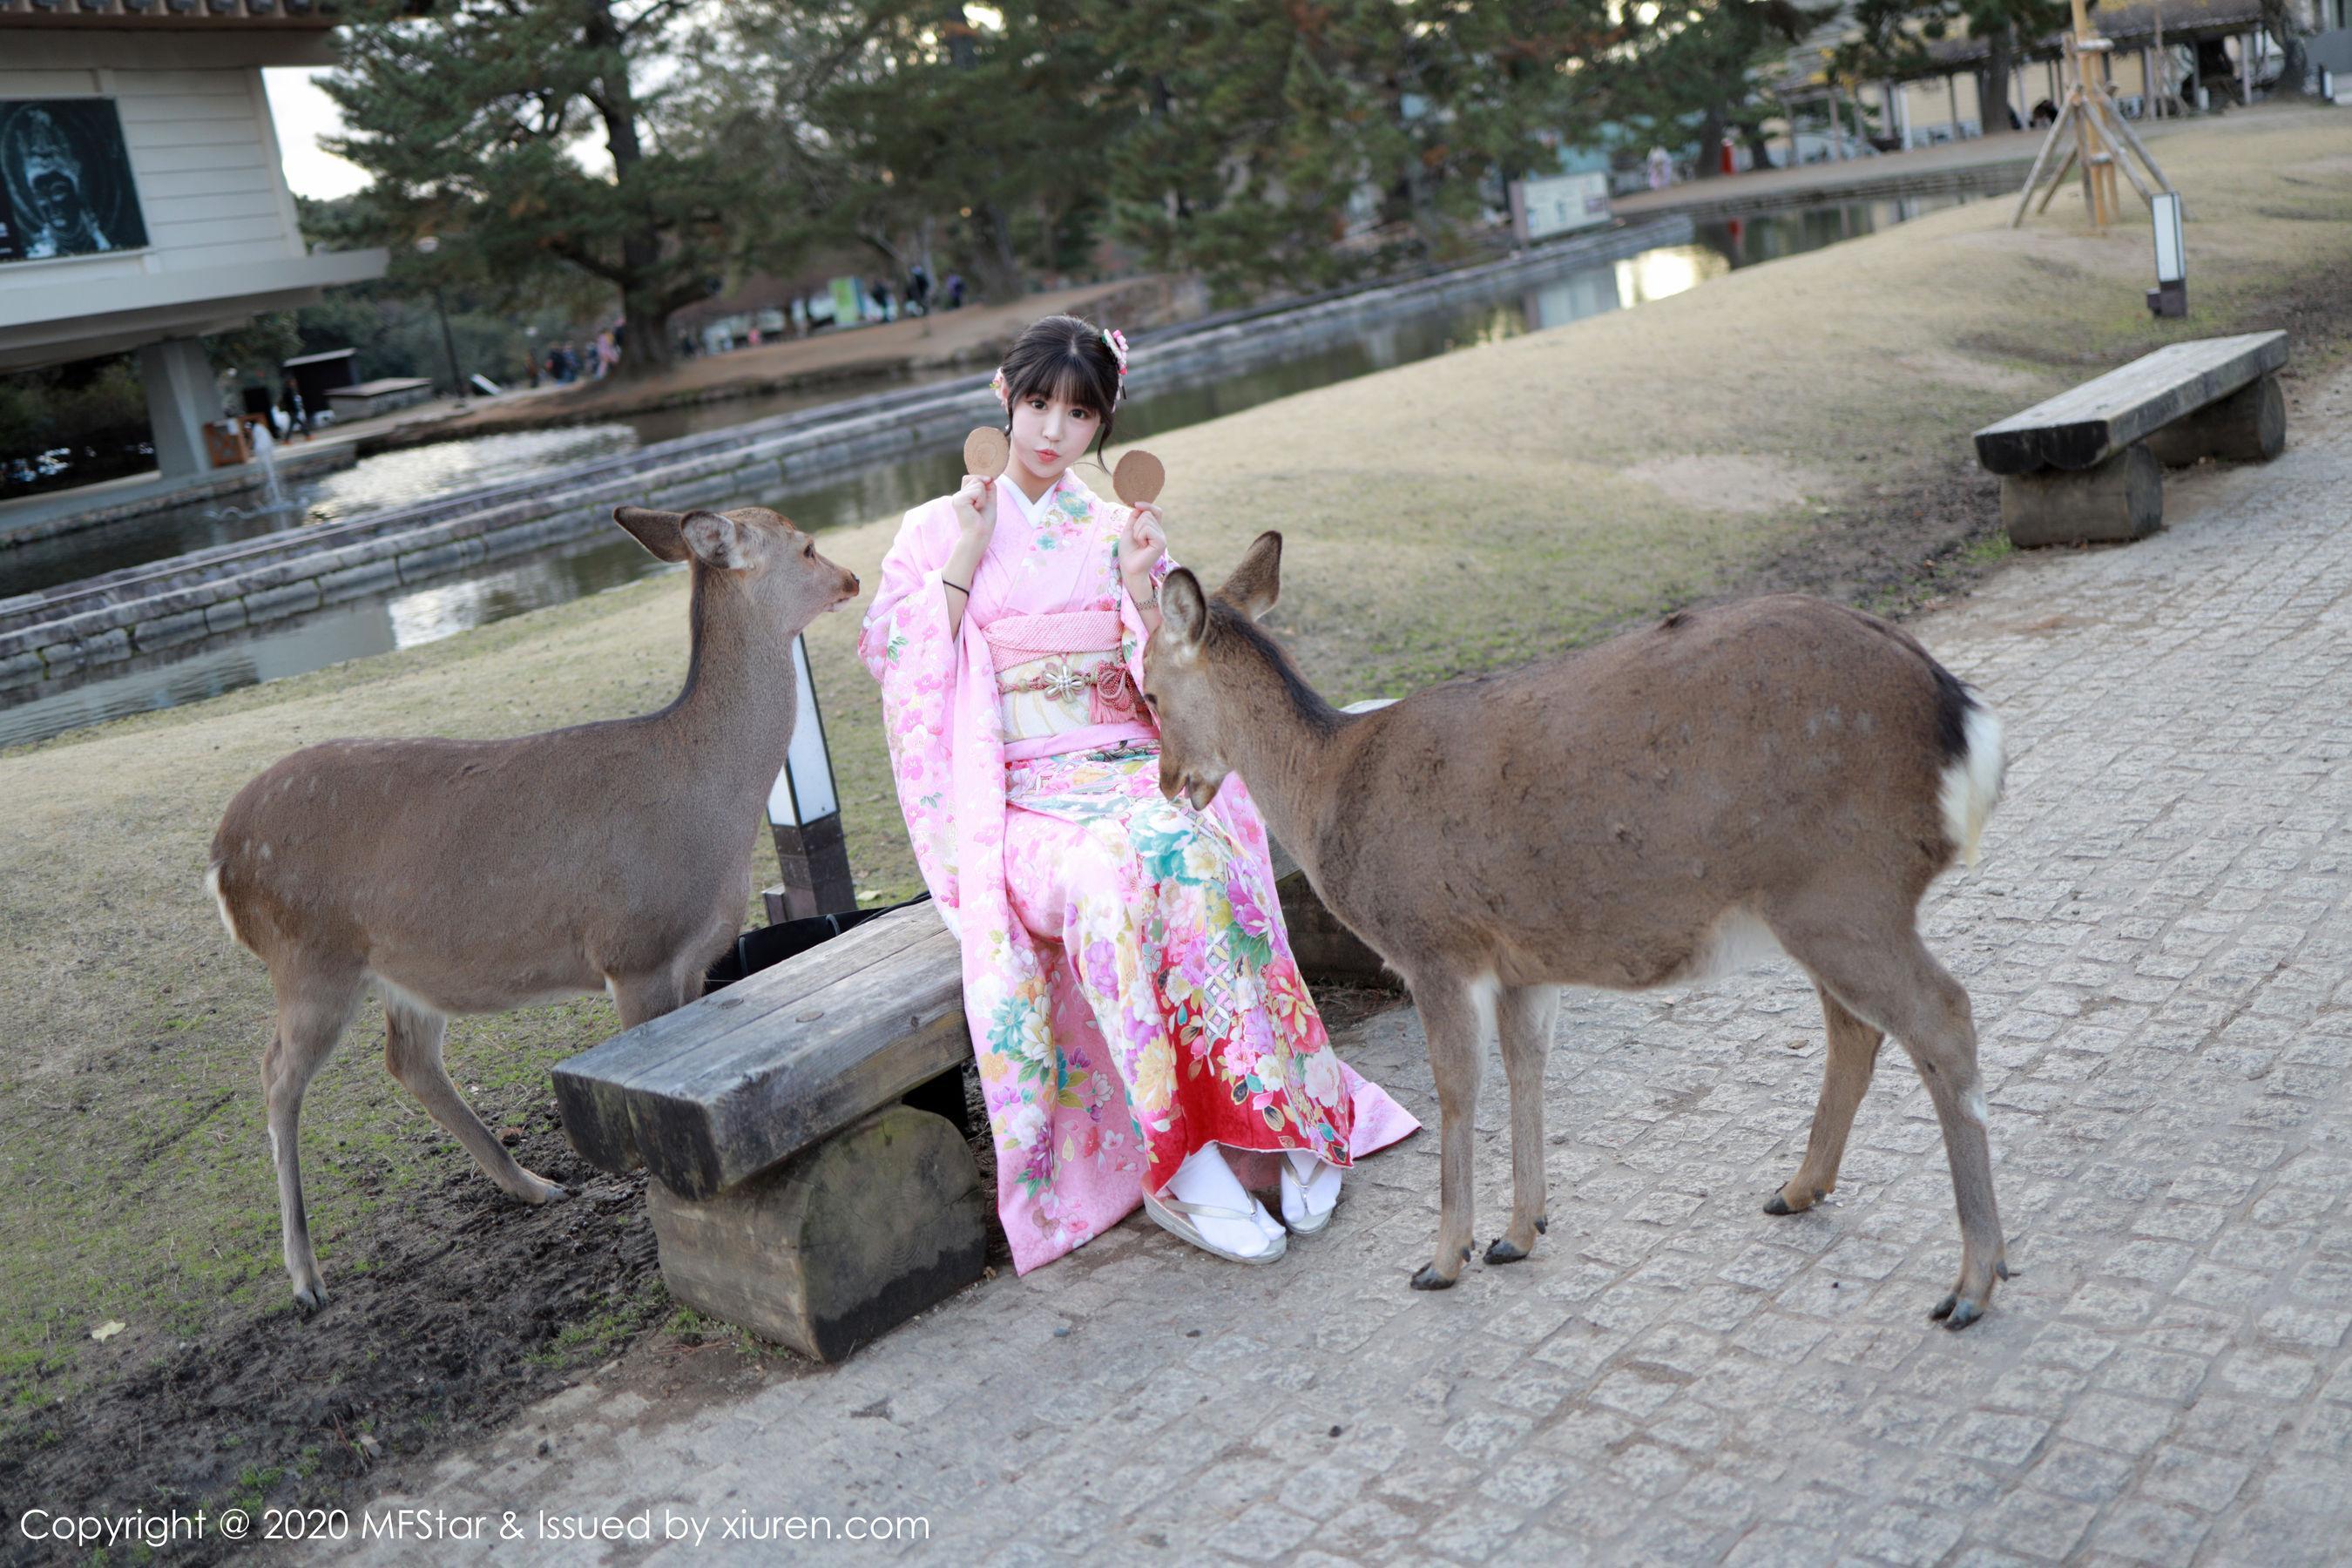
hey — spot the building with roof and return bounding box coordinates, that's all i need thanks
[0,0,385,486]
[1770,0,2336,157]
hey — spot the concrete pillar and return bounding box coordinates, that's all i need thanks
[1948,72,1963,136]
[136,338,221,481]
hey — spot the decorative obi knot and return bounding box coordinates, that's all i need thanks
[983,612,1142,733]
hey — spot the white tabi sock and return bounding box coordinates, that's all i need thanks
[1166,1145,1279,1260]
[1281,1148,1342,1227]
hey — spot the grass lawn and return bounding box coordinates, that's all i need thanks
[3,107,2348,1431]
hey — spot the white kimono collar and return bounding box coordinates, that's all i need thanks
[998,471,1066,527]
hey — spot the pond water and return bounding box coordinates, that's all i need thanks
[1,192,1971,752]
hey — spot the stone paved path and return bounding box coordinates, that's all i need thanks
[344,365,2352,1565]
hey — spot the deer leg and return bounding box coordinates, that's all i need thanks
[1485,983,1558,1265]
[383,1000,568,1205]
[608,970,695,1031]
[1765,985,1886,1216]
[1774,916,2006,1329]
[263,966,364,1311]
[1408,971,1496,1291]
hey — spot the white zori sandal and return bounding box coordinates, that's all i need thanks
[1143,1188,1288,1265]
[1280,1150,1343,1235]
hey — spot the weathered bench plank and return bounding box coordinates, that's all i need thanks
[1973,331,2288,475]
[634,926,965,1199]
[551,905,956,1184]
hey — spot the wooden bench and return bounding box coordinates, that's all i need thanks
[1973,330,2288,546]
[325,377,436,422]
[552,828,1390,1360]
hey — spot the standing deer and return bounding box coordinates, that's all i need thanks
[207,505,859,1308]
[1143,533,2011,1328]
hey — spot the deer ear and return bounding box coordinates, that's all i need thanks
[1160,568,1210,650]
[1218,531,1281,619]
[613,505,690,563]
[681,510,754,571]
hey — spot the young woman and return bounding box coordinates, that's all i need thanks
[857,315,1416,1273]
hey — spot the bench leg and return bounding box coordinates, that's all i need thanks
[2144,373,2287,468]
[1275,867,1402,990]
[2003,442,2163,548]
[645,1103,988,1362]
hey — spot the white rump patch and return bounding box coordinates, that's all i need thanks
[205,862,248,952]
[1678,909,1787,984]
[1938,703,2007,869]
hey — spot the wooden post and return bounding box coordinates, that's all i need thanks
[1828,85,1845,159]
[2144,375,2288,467]
[644,1104,988,1362]
[2153,14,2165,114]
[1948,71,1962,136]
[2002,444,2164,547]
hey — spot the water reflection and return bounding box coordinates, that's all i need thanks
[3,192,1973,750]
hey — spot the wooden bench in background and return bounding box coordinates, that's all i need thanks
[552,830,1393,1361]
[1974,330,2288,547]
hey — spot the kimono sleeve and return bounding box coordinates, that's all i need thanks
[858,503,964,914]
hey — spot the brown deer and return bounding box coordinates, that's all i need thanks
[207,505,859,1309]
[1143,533,2011,1328]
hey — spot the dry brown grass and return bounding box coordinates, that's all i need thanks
[2,107,2346,1406]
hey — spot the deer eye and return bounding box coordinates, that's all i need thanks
[1144,693,1158,707]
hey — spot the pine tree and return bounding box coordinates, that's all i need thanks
[1091,1,1613,298]
[321,0,781,377]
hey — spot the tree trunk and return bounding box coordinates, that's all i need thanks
[585,0,673,380]
[1692,104,1727,180]
[974,201,1024,301]
[1981,24,2016,133]
[2261,0,2310,93]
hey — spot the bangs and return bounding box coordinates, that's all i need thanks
[1006,357,1112,419]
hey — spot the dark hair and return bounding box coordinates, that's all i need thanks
[998,314,1121,463]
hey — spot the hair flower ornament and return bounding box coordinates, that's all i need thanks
[989,365,1010,413]
[1102,328,1130,404]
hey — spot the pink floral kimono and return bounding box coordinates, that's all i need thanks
[858,470,1417,1273]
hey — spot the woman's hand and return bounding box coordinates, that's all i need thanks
[1119,502,1166,598]
[950,473,997,547]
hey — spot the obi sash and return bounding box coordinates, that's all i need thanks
[982,611,1154,760]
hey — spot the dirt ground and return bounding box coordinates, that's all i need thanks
[1,107,2346,1549]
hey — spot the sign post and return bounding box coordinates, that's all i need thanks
[766,634,858,921]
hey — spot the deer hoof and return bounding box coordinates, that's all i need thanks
[517,1173,571,1205]
[1762,1193,1794,1216]
[292,1282,330,1313]
[1484,1238,1530,1265]
[1930,1292,1985,1330]
[1409,1263,1459,1291]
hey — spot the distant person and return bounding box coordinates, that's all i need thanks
[2031,98,2058,127]
[908,262,931,315]
[1646,145,1673,191]
[871,279,894,321]
[280,382,311,439]
[946,272,966,309]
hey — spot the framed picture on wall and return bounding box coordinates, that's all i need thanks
[0,99,148,265]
